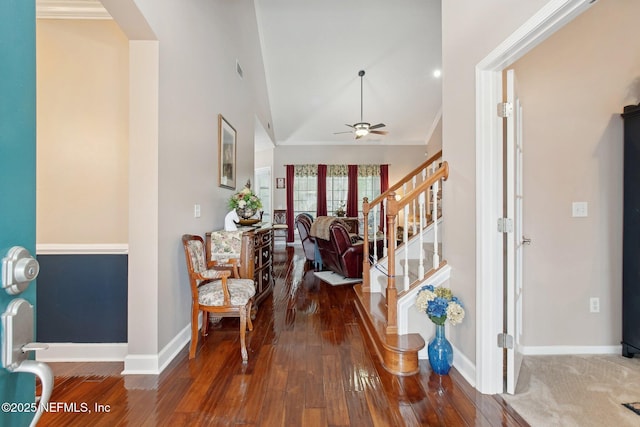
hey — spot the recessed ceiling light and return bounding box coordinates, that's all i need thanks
[433,69,442,78]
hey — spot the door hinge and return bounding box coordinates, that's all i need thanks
[497,333,514,349]
[497,218,513,233]
[497,102,513,118]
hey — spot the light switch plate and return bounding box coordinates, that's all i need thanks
[572,202,588,217]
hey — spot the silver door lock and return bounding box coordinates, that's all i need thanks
[2,246,40,295]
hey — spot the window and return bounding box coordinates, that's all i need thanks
[358,166,381,228]
[358,175,380,216]
[254,167,271,223]
[327,165,348,216]
[291,164,382,224]
[293,165,317,218]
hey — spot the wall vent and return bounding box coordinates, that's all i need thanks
[236,60,244,79]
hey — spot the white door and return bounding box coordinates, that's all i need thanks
[505,69,525,394]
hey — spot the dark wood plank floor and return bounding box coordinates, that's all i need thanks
[38,245,528,426]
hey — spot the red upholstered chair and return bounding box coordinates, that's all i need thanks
[295,213,316,264]
[316,221,365,279]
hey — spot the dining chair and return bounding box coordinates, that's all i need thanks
[272,209,288,245]
[182,234,255,362]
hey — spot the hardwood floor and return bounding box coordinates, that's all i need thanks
[38,245,528,426]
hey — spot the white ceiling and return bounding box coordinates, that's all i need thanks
[36,0,442,147]
[255,0,442,146]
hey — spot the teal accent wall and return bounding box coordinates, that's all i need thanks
[0,1,38,425]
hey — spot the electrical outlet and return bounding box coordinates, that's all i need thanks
[589,297,600,313]
[572,202,588,217]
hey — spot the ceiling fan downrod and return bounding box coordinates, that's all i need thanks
[359,70,365,123]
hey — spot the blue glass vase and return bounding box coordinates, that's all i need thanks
[428,324,453,375]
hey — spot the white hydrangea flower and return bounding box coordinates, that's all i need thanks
[415,289,436,313]
[446,302,465,326]
[238,200,246,208]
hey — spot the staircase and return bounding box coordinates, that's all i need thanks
[353,151,450,375]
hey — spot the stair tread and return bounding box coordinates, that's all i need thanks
[353,284,424,352]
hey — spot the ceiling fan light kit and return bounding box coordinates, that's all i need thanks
[335,70,388,140]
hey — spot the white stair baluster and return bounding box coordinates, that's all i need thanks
[418,191,425,279]
[411,176,417,236]
[380,197,389,257]
[403,204,409,290]
[432,179,440,269]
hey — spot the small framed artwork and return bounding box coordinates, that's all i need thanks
[218,114,237,190]
[276,177,285,189]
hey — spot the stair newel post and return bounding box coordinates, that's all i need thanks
[386,192,398,334]
[362,197,371,291]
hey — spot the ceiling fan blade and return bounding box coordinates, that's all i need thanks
[369,123,386,130]
[333,131,353,135]
[370,130,388,135]
[345,124,355,128]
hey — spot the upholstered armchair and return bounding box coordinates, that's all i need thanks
[315,220,365,279]
[295,213,315,264]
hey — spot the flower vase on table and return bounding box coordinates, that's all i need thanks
[428,324,453,375]
[235,207,256,220]
[229,180,262,224]
[415,284,465,375]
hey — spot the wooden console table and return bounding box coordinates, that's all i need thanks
[206,224,274,307]
[241,225,274,306]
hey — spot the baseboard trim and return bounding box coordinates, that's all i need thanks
[522,345,622,355]
[35,343,128,362]
[452,343,476,389]
[121,319,194,375]
[36,243,128,255]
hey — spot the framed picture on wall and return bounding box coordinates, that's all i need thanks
[218,114,236,190]
[276,177,285,189]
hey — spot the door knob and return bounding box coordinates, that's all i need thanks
[1,298,53,427]
[522,236,532,245]
[2,246,40,295]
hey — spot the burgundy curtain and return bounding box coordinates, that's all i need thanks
[317,164,327,217]
[346,164,358,217]
[380,164,389,226]
[286,165,295,242]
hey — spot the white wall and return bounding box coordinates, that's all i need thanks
[104,0,274,359]
[36,19,129,244]
[442,0,630,374]
[442,0,552,366]
[511,0,639,347]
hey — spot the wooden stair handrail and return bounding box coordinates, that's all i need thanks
[362,160,448,217]
[389,161,449,214]
[368,150,442,208]
[362,160,448,335]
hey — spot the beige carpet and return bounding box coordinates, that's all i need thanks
[502,354,640,426]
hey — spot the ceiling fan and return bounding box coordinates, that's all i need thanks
[335,70,388,140]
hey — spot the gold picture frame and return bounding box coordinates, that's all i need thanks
[218,114,237,190]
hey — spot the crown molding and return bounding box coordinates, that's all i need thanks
[36,0,112,20]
